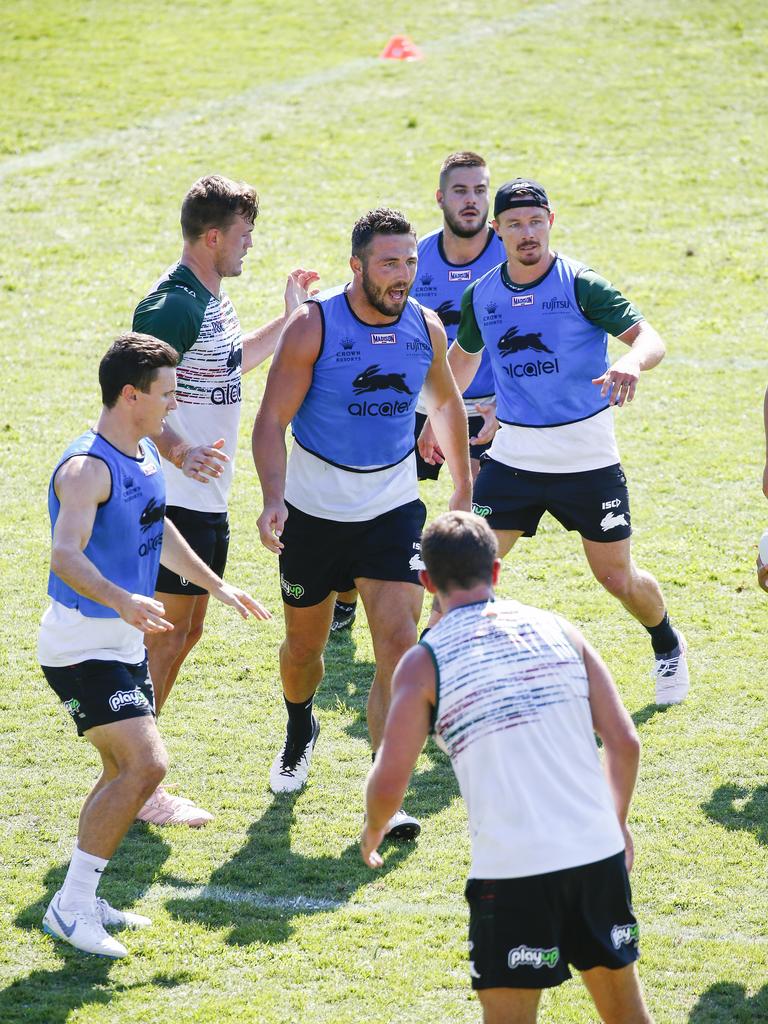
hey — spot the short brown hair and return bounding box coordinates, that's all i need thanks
[351,207,415,260]
[421,511,498,593]
[180,174,259,240]
[438,151,487,191]
[99,332,178,408]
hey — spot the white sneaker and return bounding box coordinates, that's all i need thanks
[269,716,320,793]
[42,891,128,958]
[385,808,421,841]
[96,897,151,930]
[653,630,689,705]
[136,785,213,827]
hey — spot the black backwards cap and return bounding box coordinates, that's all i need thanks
[494,178,550,217]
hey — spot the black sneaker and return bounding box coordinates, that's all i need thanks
[330,600,357,633]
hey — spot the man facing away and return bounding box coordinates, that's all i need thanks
[133,174,318,825]
[253,208,472,839]
[421,178,689,704]
[39,333,270,957]
[362,511,652,1024]
[331,151,506,634]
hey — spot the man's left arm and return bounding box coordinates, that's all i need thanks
[361,645,435,867]
[241,268,320,373]
[578,269,666,407]
[420,309,472,511]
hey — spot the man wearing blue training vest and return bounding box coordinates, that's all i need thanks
[253,208,472,839]
[38,333,270,958]
[421,179,689,705]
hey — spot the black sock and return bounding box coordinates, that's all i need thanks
[284,695,314,747]
[419,626,431,641]
[645,613,677,655]
[335,599,357,611]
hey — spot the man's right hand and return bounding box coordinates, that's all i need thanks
[417,418,445,466]
[117,593,174,632]
[257,501,289,553]
[179,438,230,482]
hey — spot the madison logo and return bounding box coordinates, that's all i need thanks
[507,945,560,970]
[370,332,397,345]
[226,342,243,373]
[448,269,471,282]
[352,365,412,395]
[435,300,461,328]
[512,294,535,307]
[139,497,165,533]
[498,325,553,356]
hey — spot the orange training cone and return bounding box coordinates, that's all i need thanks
[379,35,424,61]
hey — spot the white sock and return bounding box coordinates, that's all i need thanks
[59,844,109,912]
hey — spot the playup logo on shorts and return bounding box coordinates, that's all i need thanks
[472,503,492,518]
[600,510,628,532]
[63,697,84,720]
[280,574,305,600]
[610,923,639,949]
[108,687,150,714]
[507,944,560,970]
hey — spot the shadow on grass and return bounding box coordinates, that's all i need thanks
[631,702,673,729]
[165,790,415,946]
[688,981,768,1022]
[701,784,768,846]
[5,827,187,1024]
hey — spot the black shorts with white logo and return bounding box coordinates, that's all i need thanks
[414,411,492,482]
[465,851,640,991]
[278,499,427,607]
[41,657,156,737]
[471,458,632,542]
[155,505,230,596]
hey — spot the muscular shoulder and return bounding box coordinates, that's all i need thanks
[54,453,112,505]
[133,265,210,355]
[574,267,644,337]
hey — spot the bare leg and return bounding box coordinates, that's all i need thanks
[81,718,168,859]
[280,594,336,702]
[477,987,542,1024]
[580,963,653,1024]
[145,592,209,712]
[581,538,666,627]
[355,579,423,750]
[337,588,358,605]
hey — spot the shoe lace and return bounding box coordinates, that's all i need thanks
[654,652,681,679]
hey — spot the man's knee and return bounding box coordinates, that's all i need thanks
[374,621,418,669]
[592,563,633,600]
[281,631,326,669]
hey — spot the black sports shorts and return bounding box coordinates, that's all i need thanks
[278,499,427,607]
[471,458,632,542]
[42,657,155,737]
[155,505,230,596]
[414,411,492,482]
[466,851,640,990]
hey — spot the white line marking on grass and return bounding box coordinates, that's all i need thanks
[144,884,768,946]
[0,0,591,182]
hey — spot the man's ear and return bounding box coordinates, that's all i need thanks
[419,568,437,595]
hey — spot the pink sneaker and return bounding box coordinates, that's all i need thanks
[135,786,213,827]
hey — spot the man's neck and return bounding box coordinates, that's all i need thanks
[180,247,222,297]
[437,583,494,614]
[93,410,142,458]
[441,224,490,266]
[505,249,556,287]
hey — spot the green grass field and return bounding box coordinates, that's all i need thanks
[1,0,767,1020]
